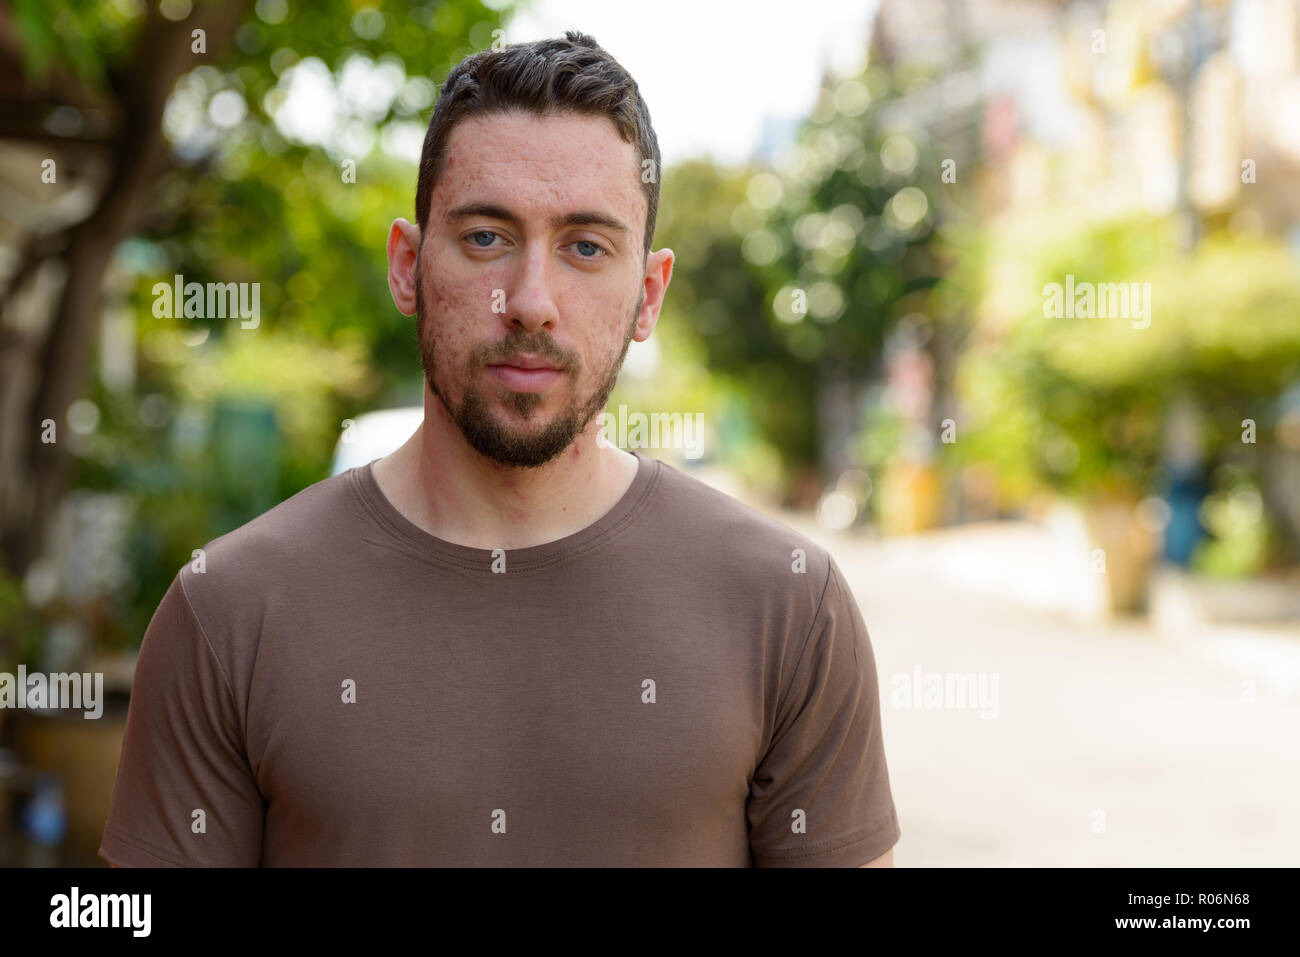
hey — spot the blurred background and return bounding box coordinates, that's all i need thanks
[1,0,1299,866]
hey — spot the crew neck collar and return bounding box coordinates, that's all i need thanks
[349,449,661,571]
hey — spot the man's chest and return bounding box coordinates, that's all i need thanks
[241,595,771,864]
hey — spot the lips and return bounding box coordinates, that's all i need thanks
[488,354,562,372]
[485,355,565,393]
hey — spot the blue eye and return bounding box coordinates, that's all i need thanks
[573,240,605,257]
[470,231,497,247]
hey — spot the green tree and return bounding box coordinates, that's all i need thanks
[671,64,950,494]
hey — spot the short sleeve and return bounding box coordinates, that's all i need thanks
[99,571,264,867]
[747,556,901,866]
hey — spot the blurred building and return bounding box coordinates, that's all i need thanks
[976,0,1300,235]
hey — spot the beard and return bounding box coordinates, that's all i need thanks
[416,266,642,469]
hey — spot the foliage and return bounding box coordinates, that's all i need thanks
[954,208,1300,517]
[0,562,44,671]
[665,64,948,483]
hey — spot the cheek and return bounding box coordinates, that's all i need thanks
[583,293,637,370]
[422,261,496,356]
[586,278,636,331]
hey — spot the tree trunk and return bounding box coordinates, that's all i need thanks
[0,0,249,579]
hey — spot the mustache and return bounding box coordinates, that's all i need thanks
[468,328,581,374]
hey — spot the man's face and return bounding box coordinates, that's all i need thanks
[414,109,650,468]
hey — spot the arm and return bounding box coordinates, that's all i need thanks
[98,571,265,867]
[748,555,901,867]
[859,848,894,867]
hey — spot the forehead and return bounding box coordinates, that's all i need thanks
[433,110,645,225]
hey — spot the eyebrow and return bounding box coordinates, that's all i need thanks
[447,202,630,237]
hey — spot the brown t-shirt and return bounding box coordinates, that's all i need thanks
[99,450,900,866]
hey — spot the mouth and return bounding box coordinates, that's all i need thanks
[485,354,566,393]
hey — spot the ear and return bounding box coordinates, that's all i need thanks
[387,218,422,317]
[632,247,674,342]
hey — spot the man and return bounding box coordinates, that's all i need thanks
[100,31,900,867]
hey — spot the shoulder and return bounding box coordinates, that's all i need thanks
[176,466,363,629]
[642,458,837,602]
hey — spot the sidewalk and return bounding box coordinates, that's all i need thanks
[689,461,1300,866]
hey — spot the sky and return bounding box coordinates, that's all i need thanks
[246,0,882,171]
[503,0,882,165]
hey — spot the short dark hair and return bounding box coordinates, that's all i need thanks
[415,31,661,261]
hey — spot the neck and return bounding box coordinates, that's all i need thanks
[372,384,639,550]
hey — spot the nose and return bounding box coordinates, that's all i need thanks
[503,242,559,334]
